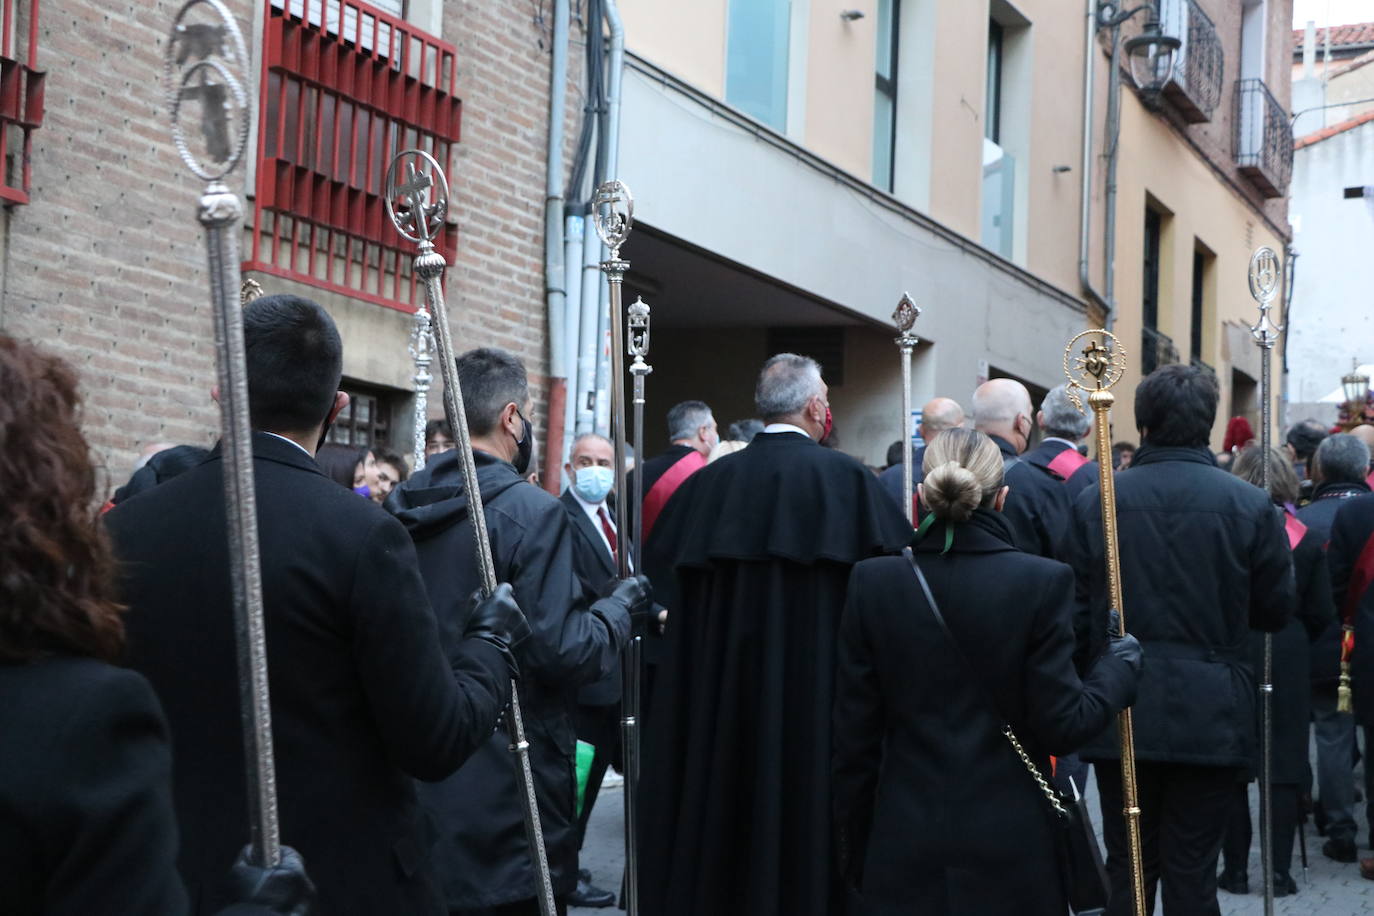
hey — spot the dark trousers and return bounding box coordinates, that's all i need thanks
[1096,760,1240,916]
[451,900,566,916]
[573,702,621,849]
[1219,782,1300,879]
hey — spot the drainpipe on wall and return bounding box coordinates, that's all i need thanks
[591,0,626,436]
[541,0,570,494]
[1078,0,1114,328]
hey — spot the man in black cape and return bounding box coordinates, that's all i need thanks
[638,353,911,916]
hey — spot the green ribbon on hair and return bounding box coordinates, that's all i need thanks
[915,513,956,555]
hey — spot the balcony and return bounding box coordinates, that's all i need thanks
[1141,326,1180,377]
[247,0,462,311]
[1156,0,1223,123]
[1234,78,1293,198]
[0,0,44,205]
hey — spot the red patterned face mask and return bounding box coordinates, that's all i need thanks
[820,406,834,445]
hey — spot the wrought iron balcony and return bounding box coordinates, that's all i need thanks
[1156,0,1222,123]
[1234,78,1293,198]
[1141,326,1180,377]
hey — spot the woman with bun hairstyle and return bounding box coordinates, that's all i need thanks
[832,428,1143,915]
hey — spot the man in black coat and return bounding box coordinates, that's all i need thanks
[638,353,912,916]
[972,378,1071,559]
[387,348,645,916]
[107,295,525,915]
[876,395,965,518]
[1023,383,1097,502]
[1069,363,1295,915]
[1298,433,1371,862]
[1329,488,1374,876]
[628,399,716,543]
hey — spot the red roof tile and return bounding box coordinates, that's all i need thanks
[1294,108,1374,150]
[1292,22,1374,49]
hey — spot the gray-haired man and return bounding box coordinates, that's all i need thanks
[1023,383,1098,501]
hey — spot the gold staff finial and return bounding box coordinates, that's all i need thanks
[1063,328,1126,413]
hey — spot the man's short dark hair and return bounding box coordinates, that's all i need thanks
[1134,363,1218,448]
[666,401,713,443]
[243,294,343,433]
[425,418,452,444]
[1286,419,1328,462]
[455,348,528,436]
[885,440,905,467]
[375,449,409,482]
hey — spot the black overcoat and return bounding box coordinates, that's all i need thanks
[1329,492,1374,729]
[1242,523,1332,783]
[1298,481,1370,686]
[560,490,623,706]
[1068,445,1294,766]
[1022,437,1098,503]
[389,450,628,908]
[833,511,1137,916]
[991,434,1072,560]
[107,433,511,915]
[0,657,188,916]
[638,431,912,916]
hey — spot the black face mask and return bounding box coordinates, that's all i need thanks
[512,411,534,475]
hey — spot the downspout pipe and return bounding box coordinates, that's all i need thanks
[1078,0,1112,323]
[541,0,570,494]
[592,0,626,436]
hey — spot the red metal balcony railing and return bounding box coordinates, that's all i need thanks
[247,0,461,311]
[0,0,45,205]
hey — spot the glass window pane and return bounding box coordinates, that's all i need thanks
[726,0,791,131]
[875,0,894,79]
[872,90,894,191]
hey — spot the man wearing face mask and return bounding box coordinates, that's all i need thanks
[387,347,647,916]
[638,353,911,916]
[971,378,1072,561]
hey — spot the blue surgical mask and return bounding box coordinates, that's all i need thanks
[573,465,614,504]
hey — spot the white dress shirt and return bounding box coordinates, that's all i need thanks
[762,423,811,438]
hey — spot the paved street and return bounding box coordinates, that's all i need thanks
[573,743,1374,915]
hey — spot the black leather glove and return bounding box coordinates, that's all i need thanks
[463,584,530,680]
[222,845,315,915]
[608,574,654,619]
[1107,632,1143,677]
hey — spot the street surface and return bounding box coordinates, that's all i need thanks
[572,741,1374,915]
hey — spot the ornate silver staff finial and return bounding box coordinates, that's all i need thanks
[628,296,651,369]
[385,150,450,250]
[240,277,264,306]
[408,307,435,474]
[893,292,920,342]
[593,180,634,260]
[1248,246,1284,351]
[166,0,279,870]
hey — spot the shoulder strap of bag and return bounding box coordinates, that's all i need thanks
[901,547,1068,820]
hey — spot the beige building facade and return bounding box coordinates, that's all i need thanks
[617,0,1294,459]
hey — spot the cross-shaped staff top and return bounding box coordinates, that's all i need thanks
[892,292,920,346]
[1247,246,1283,348]
[385,151,449,246]
[166,0,251,182]
[593,180,634,257]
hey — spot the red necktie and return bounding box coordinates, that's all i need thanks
[598,506,618,563]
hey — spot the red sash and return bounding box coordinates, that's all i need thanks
[1343,529,1374,627]
[1046,447,1089,482]
[641,450,706,540]
[1284,513,1308,551]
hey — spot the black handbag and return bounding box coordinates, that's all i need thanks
[902,548,1110,916]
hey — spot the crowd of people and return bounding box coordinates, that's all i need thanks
[4,291,1374,916]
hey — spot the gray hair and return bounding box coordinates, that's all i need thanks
[1315,433,1371,486]
[569,432,613,457]
[666,401,714,443]
[1039,384,1091,440]
[755,353,824,421]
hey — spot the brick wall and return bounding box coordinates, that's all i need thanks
[0,0,563,494]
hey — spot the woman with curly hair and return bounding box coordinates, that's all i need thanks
[0,336,309,915]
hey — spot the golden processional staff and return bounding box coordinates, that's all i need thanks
[166,0,280,868]
[1248,245,1284,916]
[893,294,921,525]
[593,178,644,916]
[1065,330,1145,916]
[383,149,558,916]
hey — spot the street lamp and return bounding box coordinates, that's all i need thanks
[1342,359,1369,430]
[1123,15,1181,97]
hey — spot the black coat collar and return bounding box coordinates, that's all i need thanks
[912,508,1019,555]
[1312,480,1371,502]
[1131,444,1217,468]
[987,434,1019,460]
[209,431,324,476]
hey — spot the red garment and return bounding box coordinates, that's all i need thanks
[598,505,618,564]
[1222,416,1255,453]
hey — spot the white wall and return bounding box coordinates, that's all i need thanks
[1287,123,1374,423]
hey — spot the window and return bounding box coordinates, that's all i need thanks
[248,0,461,312]
[1143,208,1161,332]
[872,0,899,191]
[0,0,44,205]
[725,0,791,131]
[327,383,397,449]
[985,21,1003,144]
